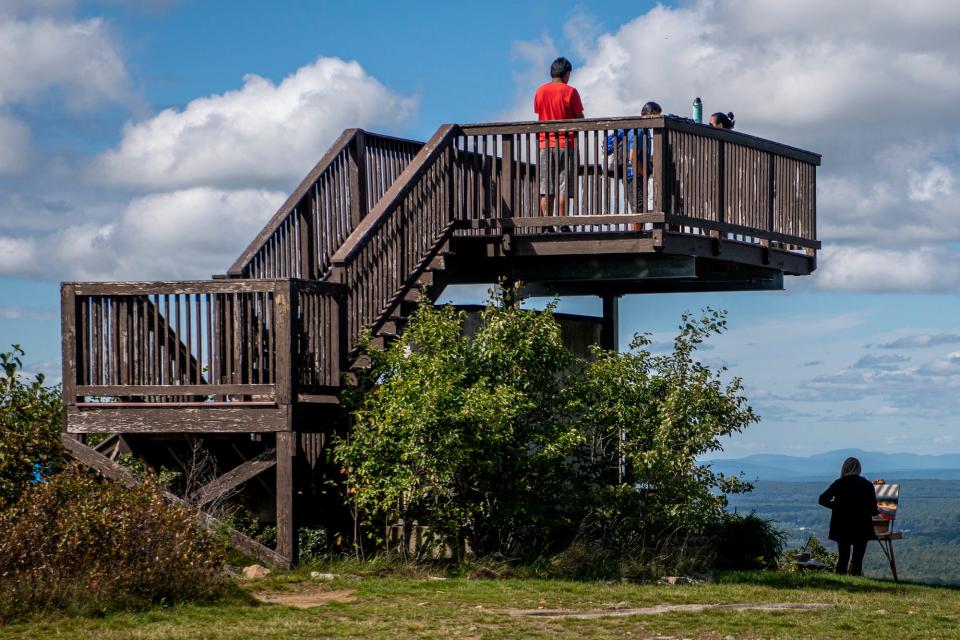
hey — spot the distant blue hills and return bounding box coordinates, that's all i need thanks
[704,448,960,481]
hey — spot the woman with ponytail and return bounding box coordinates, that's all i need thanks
[709,111,735,130]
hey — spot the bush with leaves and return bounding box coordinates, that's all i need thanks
[0,344,63,510]
[712,512,786,570]
[338,285,580,559]
[0,466,228,621]
[338,287,758,568]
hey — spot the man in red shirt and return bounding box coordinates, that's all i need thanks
[534,57,584,218]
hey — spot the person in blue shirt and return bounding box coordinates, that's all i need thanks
[607,101,661,214]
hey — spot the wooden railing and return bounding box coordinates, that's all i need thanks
[455,116,820,248]
[227,130,423,280]
[61,279,344,408]
[325,117,819,351]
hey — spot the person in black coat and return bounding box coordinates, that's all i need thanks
[818,457,879,575]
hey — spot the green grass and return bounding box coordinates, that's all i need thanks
[4,570,960,639]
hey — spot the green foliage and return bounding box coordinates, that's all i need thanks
[114,452,182,489]
[0,344,63,510]
[338,284,579,558]
[298,527,331,563]
[569,309,756,537]
[712,512,786,570]
[337,286,758,566]
[0,466,228,622]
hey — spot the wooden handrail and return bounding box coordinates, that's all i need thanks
[227,130,425,280]
[329,125,459,348]
[62,278,347,405]
[459,115,821,166]
[228,128,359,277]
[330,125,459,265]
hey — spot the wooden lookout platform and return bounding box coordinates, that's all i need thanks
[61,116,820,565]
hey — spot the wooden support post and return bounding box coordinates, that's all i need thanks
[274,280,297,405]
[275,430,297,565]
[61,283,78,430]
[717,140,726,240]
[601,294,620,352]
[349,130,368,227]
[501,134,514,219]
[767,152,776,240]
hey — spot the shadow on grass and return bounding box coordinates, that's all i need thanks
[716,570,960,593]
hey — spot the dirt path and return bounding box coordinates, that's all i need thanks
[251,588,356,609]
[505,602,831,619]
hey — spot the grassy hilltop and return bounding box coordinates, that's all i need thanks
[3,569,960,639]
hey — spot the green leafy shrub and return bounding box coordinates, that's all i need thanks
[0,467,228,622]
[712,512,786,570]
[338,285,579,559]
[299,527,331,563]
[0,345,63,510]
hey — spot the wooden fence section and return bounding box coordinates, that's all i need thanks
[62,279,345,410]
[295,280,346,397]
[227,130,422,280]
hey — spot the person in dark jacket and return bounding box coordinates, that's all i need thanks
[818,456,879,575]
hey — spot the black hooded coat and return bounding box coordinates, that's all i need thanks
[818,475,879,542]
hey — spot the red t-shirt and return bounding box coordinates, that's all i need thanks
[534,82,583,148]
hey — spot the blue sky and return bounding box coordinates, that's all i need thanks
[2,0,960,457]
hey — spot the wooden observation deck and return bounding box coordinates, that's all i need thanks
[61,116,820,565]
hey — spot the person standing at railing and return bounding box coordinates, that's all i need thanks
[534,57,584,219]
[606,100,662,218]
[818,456,879,576]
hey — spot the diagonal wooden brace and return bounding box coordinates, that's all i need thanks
[190,448,277,508]
[61,435,290,568]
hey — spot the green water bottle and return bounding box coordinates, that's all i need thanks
[692,97,702,124]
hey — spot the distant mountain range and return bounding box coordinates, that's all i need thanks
[704,448,960,481]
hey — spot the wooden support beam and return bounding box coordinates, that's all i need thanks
[275,431,297,564]
[66,405,288,433]
[190,448,277,508]
[61,435,290,567]
[601,294,620,352]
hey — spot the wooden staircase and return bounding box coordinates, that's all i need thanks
[61,116,821,565]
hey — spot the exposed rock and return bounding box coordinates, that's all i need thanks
[242,564,272,580]
[310,571,337,581]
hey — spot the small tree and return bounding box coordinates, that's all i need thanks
[570,309,756,538]
[0,345,63,510]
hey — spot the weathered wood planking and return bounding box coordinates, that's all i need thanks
[66,405,289,433]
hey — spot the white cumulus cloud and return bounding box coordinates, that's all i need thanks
[93,56,418,191]
[815,245,960,293]
[0,14,133,109]
[0,113,31,174]
[109,187,286,279]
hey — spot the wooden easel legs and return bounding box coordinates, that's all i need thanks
[877,538,898,582]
